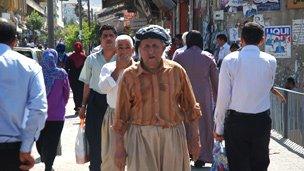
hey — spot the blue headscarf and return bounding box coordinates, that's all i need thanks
[56,43,68,64]
[40,49,67,95]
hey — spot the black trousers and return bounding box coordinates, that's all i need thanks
[224,110,271,171]
[0,142,22,171]
[85,90,108,171]
[70,79,84,112]
[36,121,64,171]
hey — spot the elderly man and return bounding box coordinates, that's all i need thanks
[113,25,201,171]
[98,35,135,171]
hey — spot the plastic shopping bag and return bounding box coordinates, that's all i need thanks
[210,140,229,171]
[75,119,90,164]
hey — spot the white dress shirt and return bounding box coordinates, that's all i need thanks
[218,43,231,61]
[98,61,123,108]
[214,45,277,135]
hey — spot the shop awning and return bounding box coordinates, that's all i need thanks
[151,0,176,10]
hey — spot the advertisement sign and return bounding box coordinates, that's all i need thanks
[287,0,304,9]
[292,19,304,45]
[229,28,238,41]
[265,26,291,58]
[221,0,280,11]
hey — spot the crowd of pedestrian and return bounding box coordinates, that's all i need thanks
[0,18,294,171]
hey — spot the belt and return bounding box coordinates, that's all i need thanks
[0,142,21,150]
[228,109,270,117]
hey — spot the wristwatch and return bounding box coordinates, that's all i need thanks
[81,104,87,108]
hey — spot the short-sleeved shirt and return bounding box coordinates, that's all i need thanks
[79,50,116,94]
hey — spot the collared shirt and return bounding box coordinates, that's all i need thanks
[98,60,135,108]
[214,45,277,134]
[0,43,47,152]
[113,59,202,135]
[218,43,230,61]
[172,45,187,60]
[79,50,116,94]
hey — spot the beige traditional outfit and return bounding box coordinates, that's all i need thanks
[113,59,202,171]
[98,60,133,171]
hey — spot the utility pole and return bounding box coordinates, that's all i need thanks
[88,0,91,30]
[189,0,193,30]
[47,0,54,48]
[78,0,82,40]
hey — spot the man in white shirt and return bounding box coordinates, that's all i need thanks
[98,35,135,171]
[214,22,277,171]
[215,34,230,68]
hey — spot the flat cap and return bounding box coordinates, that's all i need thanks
[134,25,171,49]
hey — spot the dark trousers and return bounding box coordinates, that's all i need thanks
[70,80,84,112]
[224,110,271,171]
[85,90,108,171]
[0,142,22,171]
[36,121,64,171]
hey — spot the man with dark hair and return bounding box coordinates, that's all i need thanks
[0,21,47,170]
[215,34,230,67]
[78,24,117,171]
[91,25,118,53]
[174,30,218,168]
[285,77,296,90]
[214,22,277,171]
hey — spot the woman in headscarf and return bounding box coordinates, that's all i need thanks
[66,42,86,115]
[36,49,70,171]
[56,42,68,68]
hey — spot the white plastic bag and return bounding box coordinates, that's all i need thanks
[75,119,90,164]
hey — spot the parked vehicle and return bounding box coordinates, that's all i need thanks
[14,47,43,63]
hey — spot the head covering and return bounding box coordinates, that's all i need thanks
[41,49,67,95]
[134,25,171,52]
[56,42,67,64]
[56,42,66,53]
[69,41,86,69]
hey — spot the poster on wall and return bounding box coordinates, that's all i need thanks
[253,14,265,27]
[243,3,258,17]
[229,28,239,41]
[265,26,291,58]
[253,0,280,11]
[287,0,304,9]
[221,0,280,11]
[292,19,304,45]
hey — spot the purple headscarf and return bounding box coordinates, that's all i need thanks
[40,49,67,95]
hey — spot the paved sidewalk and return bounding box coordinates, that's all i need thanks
[31,95,304,171]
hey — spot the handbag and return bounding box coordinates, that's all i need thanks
[75,119,90,164]
[210,140,229,171]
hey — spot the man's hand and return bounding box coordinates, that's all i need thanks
[116,56,130,70]
[189,141,201,161]
[19,152,35,171]
[114,144,127,169]
[213,132,224,142]
[78,106,86,119]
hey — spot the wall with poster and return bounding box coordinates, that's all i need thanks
[265,26,291,58]
[213,0,304,88]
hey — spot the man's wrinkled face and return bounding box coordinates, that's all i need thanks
[116,39,134,61]
[139,38,165,69]
[101,30,116,49]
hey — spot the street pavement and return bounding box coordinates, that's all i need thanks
[31,94,304,171]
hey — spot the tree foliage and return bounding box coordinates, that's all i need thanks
[26,11,45,31]
[59,20,99,53]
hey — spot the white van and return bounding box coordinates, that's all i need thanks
[14,47,43,63]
